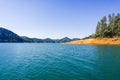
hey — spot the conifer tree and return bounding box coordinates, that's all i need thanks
[95,13,120,38]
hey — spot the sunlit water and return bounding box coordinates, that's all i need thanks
[0,43,120,80]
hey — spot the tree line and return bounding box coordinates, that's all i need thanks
[95,13,120,38]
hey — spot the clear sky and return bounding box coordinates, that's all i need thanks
[0,0,120,39]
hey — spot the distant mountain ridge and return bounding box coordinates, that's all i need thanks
[21,36,80,43]
[0,27,80,43]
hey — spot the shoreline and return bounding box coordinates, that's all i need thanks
[64,38,120,45]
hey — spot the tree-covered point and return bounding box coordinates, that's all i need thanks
[95,13,120,38]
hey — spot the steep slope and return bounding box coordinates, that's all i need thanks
[0,27,23,42]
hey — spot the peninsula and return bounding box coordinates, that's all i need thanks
[65,38,120,45]
[65,13,120,45]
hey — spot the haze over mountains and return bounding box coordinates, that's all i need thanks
[0,27,80,43]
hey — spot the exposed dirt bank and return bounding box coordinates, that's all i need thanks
[64,38,120,45]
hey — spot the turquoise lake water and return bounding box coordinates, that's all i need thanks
[0,43,120,80]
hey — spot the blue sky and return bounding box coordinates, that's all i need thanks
[0,0,120,39]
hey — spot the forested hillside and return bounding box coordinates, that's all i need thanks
[95,13,120,38]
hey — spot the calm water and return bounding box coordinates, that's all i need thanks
[0,43,120,80]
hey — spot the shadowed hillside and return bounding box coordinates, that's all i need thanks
[0,27,80,43]
[0,27,24,42]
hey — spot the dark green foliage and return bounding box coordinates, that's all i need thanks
[95,13,120,38]
[82,34,95,39]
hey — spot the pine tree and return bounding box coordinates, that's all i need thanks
[95,13,120,38]
[95,22,101,37]
[100,16,107,37]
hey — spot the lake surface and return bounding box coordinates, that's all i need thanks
[0,43,120,80]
